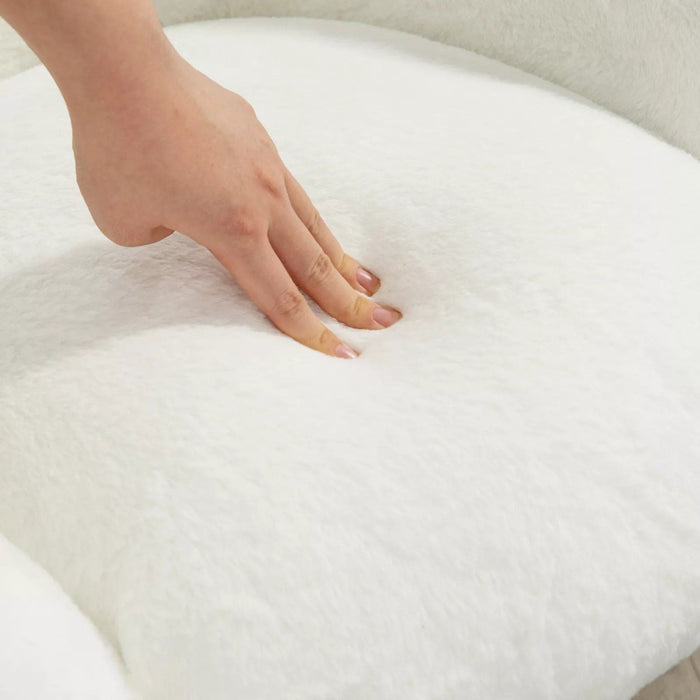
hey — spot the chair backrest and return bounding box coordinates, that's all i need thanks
[2,1,699,159]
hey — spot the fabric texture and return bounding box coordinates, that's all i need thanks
[1,1,699,159]
[1,16,700,700]
[0,534,133,700]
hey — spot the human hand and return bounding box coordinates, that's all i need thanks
[68,54,402,358]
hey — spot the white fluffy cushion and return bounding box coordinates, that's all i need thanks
[1,17,700,700]
[0,534,132,700]
[3,1,700,159]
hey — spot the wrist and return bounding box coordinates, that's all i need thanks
[1,0,179,117]
[63,34,183,128]
[58,16,179,120]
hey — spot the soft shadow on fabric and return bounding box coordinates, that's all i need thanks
[0,233,274,382]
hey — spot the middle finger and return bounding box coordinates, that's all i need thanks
[268,207,402,330]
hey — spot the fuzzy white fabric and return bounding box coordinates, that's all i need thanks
[1,16,700,700]
[0,534,133,699]
[1,1,700,160]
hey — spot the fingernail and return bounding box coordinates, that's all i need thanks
[335,343,359,359]
[372,305,403,328]
[356,267,380,293]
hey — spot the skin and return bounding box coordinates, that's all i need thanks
[0,0,403,358]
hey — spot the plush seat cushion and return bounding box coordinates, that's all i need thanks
[3,2,700,159]
[0,534,132,700]
[1,17,700,700]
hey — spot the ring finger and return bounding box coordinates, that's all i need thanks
[269,206,402,331]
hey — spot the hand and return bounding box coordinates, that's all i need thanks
[68,55,402,358]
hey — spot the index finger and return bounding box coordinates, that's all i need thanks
[208,231,360,359]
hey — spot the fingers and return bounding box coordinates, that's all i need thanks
[283,166,382,296]
[207,226,361,359]
[268,207,402,331]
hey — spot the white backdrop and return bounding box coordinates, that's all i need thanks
[1,1,699,159]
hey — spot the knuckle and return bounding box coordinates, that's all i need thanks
[348,294,367,320]
[253,161,285,200]
[307,206,322,234]
[223,206,266,245]
[308,251,333,285]
[335,251,349,271]
[317,327,336,349]
[241,97,257,117]
[231,92,256,117]
[273,288,306,320]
